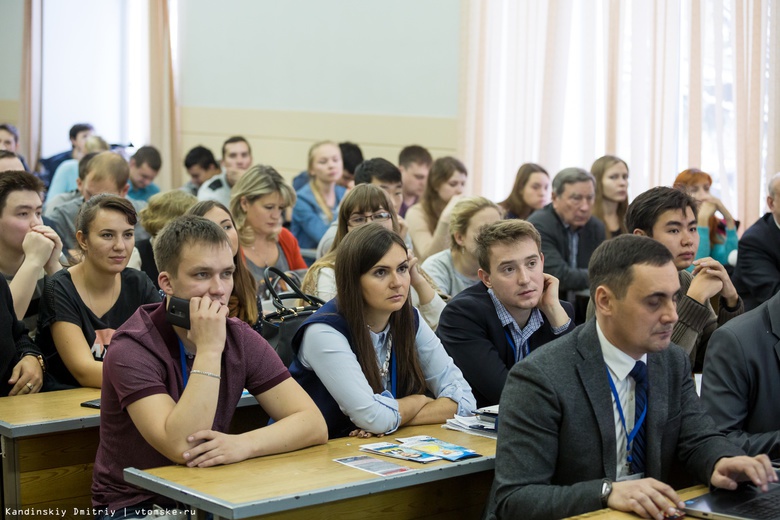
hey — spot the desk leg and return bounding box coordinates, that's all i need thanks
[1,436,20,520]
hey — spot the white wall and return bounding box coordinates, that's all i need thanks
[177,0,460,117]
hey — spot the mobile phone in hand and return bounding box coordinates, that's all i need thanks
[166,296,191,330]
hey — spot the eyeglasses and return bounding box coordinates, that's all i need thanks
[347,211,392,226]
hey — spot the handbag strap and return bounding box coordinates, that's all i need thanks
[263,266,324,310]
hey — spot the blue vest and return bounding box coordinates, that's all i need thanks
[289,299,419,438]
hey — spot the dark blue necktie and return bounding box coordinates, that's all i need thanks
[629,361,648,474]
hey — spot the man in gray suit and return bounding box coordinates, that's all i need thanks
[485,235,774,520]
[701,291,780,458]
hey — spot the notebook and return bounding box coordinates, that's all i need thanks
[685,481,780,520]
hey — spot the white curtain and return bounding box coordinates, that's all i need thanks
[461,0,777,228]
[20,0,42,170]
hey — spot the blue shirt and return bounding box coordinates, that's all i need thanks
[487,288,570,361]
[127,183,160,202]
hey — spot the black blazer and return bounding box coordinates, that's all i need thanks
[733,213,780,311]
[437,281,575,408]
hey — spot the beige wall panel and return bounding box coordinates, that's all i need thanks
[0,100,19,126]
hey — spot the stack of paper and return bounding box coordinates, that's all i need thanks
[443,415,497,439]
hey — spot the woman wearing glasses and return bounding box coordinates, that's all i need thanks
[302,184,446,329]
[290,223,475,438]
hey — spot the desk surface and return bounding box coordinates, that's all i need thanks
[0,388,259,439]
[0,387,101,438]
[124,425,496,519]
[566,486,708,519]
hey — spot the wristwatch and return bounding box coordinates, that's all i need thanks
[600,478,613,508]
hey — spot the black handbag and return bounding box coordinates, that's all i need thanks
[260,266,325,367]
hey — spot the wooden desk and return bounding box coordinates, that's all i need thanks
[0,388,102,519]
[0,388,263,520]
[124,425,496,520]
[565,486,708,519]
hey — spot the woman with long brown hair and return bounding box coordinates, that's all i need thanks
[290,224,475,438]
[499,162,550,220]
[591,155,629,238]
[405,156,467,261]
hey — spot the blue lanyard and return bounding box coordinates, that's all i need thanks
[179,339,190,389]
[504,329,528,362]
[606,367,647,468]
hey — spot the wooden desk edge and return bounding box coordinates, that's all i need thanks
[124,454,495,519]
[0,415,99,438]
[0,393,258,438]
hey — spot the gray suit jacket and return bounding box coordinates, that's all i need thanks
[701,292,780,457]
[485,320,743,520]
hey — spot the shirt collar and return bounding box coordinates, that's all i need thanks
[596,321,646,381]
[488,288,544,332]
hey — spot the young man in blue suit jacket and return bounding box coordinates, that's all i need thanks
[437,219,574,407]
[485,235,775,520]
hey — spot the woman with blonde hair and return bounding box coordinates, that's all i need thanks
[302,184,445,330]
[405,156,467,262]
[422,196,502,297]
[230,165,307,282]
[499,163,550,220]
[187,200,261,332]
[590,155,629,238]
[291,141,347,260]
[137,190,197,289]
[674,168,738,268]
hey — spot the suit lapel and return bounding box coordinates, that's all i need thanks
[645,352,668,478]
[767,294,780,365]
[575,321,618,480]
